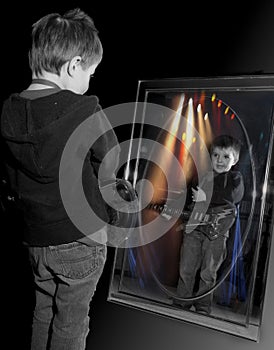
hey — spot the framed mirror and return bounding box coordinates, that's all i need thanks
[107,75,274,342]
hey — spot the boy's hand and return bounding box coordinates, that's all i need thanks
[191,186,206,202]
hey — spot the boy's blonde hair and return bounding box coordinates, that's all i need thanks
[29,8,103,76]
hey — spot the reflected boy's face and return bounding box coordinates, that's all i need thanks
[210,146,238,174]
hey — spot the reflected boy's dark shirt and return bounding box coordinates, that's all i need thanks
[185,170,244,209]
[206,170,244,207]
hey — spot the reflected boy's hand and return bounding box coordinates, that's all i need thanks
[191,186,206,202]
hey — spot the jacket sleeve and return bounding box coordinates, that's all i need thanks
[231,171,245,204]
[88,105,120,184]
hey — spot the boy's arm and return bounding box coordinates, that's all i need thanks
[231,171,245,204]
[89,106,120,184]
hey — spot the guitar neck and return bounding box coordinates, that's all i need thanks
[147,202,190,220]
[147,201,237,239]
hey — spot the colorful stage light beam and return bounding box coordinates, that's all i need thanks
[147,94,185,201]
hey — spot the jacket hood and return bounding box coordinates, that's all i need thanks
[1,91,99,183]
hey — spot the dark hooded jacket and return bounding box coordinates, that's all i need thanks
[0,88,120,246]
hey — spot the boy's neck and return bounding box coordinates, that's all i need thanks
[28,73,64,90]
[213,170,230,176]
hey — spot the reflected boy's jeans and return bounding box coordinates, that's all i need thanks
[27,241,107,350]
[177,230,227,313]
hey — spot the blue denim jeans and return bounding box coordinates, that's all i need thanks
[27,241,107,350]
[176,230,227,313]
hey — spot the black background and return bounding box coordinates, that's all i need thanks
[2,1,274,349]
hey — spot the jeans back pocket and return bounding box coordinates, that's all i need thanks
[49,241,106,279]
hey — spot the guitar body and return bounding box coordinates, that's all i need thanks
[147,201,237,240]
[186,203,237,240]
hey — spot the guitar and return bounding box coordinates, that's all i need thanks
[146,201,237,240]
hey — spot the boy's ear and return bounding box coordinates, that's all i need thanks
[66,56,82,76]
[232,154,239,165]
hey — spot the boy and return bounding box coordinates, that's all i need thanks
[175,135,244,314]
[0,8,119,350]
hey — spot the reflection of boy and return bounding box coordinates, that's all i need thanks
[175,135,244,314]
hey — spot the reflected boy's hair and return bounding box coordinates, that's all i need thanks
[29,8,103,76]
[210,135,242,162]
